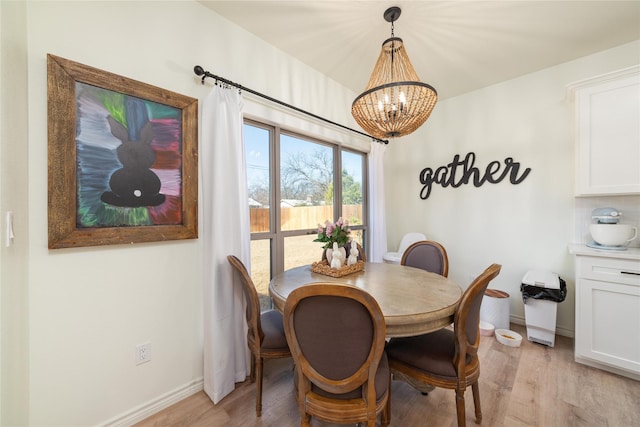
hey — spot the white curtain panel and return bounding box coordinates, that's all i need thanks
[368,141,388,262]
[202,86,251,404]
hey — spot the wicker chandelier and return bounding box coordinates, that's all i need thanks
[352,6,438,139]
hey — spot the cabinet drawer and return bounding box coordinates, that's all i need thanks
[577,256,640,286]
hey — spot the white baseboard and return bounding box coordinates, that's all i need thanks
[100,378,204,427]
[510,314,575,338]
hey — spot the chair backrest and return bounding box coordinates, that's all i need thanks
[227,255,263,352]
[397,232,427,254]
[400,240,449,277]
[453,264,502,374]
[283,283,386,398]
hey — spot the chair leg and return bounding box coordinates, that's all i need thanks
[255,357,263,417]
[249,353,256,383]
[471,381,482,424]
[381,401,390,426]
[381,374,391,426]
[455,388,467,427]
[300,413,311,427]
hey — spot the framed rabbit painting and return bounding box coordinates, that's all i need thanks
[47,54,198,249]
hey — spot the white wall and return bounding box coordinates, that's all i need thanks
[1,1,362,425]
[4,0,639,424]
[1,1,30,425]
[385,40,640,337]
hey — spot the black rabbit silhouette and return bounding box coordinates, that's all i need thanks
[101,116,166,207]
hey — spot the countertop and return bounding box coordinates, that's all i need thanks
[569,244,640,261]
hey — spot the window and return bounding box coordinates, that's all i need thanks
[244,120,367,309]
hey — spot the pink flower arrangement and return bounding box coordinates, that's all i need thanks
[314,217,351,249]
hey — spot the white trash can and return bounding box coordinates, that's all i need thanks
[521,270,567,347]
[480,289,510,331]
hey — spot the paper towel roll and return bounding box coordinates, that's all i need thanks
[480,289,510,330]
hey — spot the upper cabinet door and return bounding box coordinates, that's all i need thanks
[568,66,640,196]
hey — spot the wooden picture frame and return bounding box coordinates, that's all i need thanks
[47,54,198,249]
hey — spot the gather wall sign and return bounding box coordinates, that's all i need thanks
[418,152,532,199]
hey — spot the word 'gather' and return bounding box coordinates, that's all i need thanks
[419,152,532,199]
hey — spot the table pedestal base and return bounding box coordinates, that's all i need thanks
[392,370,435,394]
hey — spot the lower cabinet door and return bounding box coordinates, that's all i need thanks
[576,277,640,374]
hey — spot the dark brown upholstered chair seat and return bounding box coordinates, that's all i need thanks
[386,329,468,378]
[401,240,449,277]
[259,310,288,350]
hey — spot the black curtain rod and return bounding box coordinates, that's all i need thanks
[193,66,388,145]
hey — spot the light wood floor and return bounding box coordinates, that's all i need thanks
[135,324,640,426]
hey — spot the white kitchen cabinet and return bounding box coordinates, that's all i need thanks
[568,66,640,196]
[571,248,640,380]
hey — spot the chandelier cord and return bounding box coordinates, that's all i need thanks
[390,22,396,80]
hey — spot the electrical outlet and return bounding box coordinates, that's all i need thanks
[135,342,152,365]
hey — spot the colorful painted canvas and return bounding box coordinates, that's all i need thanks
[76,83,183,227]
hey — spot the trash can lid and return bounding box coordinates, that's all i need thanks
[522,269,560,289]
[484,289,509,298]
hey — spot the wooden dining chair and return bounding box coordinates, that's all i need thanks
[283,283,390,427]
[227,255,291,417]
[401,240,449,277]
[386,264,502,427]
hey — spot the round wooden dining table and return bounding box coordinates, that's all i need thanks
[269,262,463,338]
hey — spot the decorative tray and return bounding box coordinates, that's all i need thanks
[311,260,365,277]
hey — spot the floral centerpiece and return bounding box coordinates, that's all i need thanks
[311,218,364,277]
[313,217,351,249]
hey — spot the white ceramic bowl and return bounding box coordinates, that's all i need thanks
[479,321,495,336]
[590,224,638,247]
[495,329,522,347]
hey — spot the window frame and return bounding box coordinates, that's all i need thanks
[244,118,369,278]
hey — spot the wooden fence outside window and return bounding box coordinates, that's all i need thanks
[250,205,363,232]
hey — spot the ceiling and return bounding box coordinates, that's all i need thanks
[200,1,640,100]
